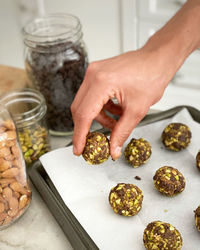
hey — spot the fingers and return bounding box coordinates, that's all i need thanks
[95,110,117,129]
[72,84,112,156]
[72,114,92,156]
[110,104,148,160]
[103,99,122,116]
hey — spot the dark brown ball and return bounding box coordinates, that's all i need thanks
[196,151,200,171]
[162,123,191,151]
[124,138,152,167]
[153,166,185,196]
[143,221,183,250]
[82,132,110,165]
[194,205,200,232]
[109,183,143,216]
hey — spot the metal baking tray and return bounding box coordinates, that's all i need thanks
[28,105,200,250]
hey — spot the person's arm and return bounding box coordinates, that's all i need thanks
[71,0,200,160]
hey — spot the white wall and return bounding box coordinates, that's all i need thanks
[0,1,24,68]
[43,0,121,62]
[0,0,122,68]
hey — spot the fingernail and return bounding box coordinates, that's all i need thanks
[73,146,78,155]
[112,146,122,160]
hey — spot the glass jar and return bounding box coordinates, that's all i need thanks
[0,88,51,166]
[0,104,32,228]
[23,13,89,135]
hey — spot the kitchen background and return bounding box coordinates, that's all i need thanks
[0,0,200,110]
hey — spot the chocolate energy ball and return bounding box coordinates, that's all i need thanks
[109,183,143,216]
[124,138,152,167]
[143,221,183,250]
[82,132,110,165]
[196,151,200,171]
[162,123,191,151]
[153,166,185,196]
[194,205,200,232]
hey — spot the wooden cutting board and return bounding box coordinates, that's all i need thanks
[0,65,32,96]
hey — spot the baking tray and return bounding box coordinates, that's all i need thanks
[28,105,200,250]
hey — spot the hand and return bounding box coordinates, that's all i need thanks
[71,48,173,160]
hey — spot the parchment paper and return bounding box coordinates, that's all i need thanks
[40,109,200,250]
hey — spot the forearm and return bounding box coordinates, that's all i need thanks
[143,0,200,85]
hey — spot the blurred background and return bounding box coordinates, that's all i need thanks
[0,0,200,110]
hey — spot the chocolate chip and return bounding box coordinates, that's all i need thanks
[26,41,88,132]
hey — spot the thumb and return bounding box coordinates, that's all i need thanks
[110,106,147,160]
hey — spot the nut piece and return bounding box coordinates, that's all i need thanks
[124,138,152,167]
[0,118,32,227]
[2,187,13,201]
[10,182,30,195]
[162,123,191,151]
[109,183,143,216]
[18,125,50,165]
[194,205,200,232]
[82,132,110,165]
[143,221,182,250]
[153,166,185,196]
[196,151,200,171]
[1,168,19,178]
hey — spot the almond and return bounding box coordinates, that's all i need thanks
[10,182,30,195]
[0,159,11,172]
[1,168,19,178]
[0,127,6,133]
[3,120,15,130]
[2,187,13,201]
[19,195,29,210]
[4,154,15,161]
[8,209,18,217]
[3,131,16,141]
[0,147,11,157]
[0,202,5,213]
[0,178,15,187]
[6,140,17,147]
[11,146,21,158]
[9,197,18,211]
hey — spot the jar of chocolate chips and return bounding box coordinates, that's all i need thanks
[23,13,89,135]
[0,88,51,166]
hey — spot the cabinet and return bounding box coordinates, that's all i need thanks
[122,0,200,110]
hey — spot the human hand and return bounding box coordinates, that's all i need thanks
[71,49,175,160]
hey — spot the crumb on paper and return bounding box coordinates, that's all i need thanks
[135,176,141,180]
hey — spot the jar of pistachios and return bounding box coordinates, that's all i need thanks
[0,104,32,228]
[0,88,51,166]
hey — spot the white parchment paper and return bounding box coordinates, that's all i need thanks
[40,109,200,250]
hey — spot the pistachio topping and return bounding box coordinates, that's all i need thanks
[143,221,183,250]
[109,183,143,216]
[194,205,200,232]
[124,138,152,167]
[82,132,110,165]
[18,124,50,165]
[153,166,185,196]
[162,123,191,151]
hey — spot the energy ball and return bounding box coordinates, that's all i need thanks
[153,166,185,196]
[143,221,183,250]
[124,138,152,167]
[82,132,110,165]
[162,122,191,151]
[196,151,200,171]
[194,205,200,232]
[109,183,143,216]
